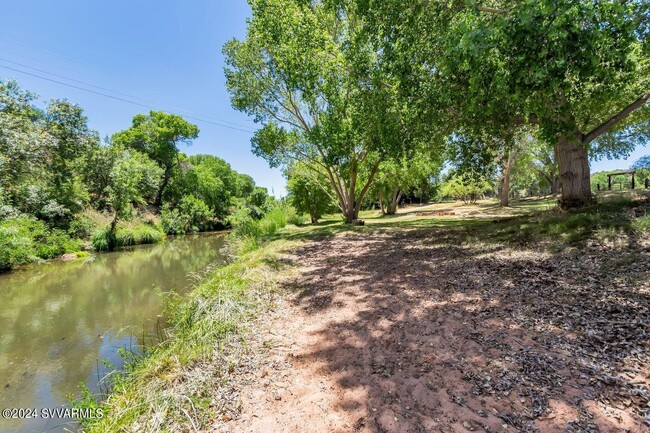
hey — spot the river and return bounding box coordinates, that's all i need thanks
[0,233,227,433]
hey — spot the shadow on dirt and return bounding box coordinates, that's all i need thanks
[286,227,650,432]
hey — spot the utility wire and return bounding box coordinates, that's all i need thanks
[0,63,258,134]
[0,57,256,130]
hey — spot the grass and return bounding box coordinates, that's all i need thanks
[81,238,298,432]
[92,222,165,252]
[269,192,650,249]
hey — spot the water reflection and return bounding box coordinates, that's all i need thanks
[0,233,227,433]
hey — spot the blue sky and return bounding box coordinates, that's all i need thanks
[0,0,646,197]
[0,0,287,196]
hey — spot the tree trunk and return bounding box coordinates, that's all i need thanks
[378,191,386,214]
[342,207,358,224]
[386,189,402,215]
[500,150,515,207]
[155,165,172,207]
[556,134,593,209]
[550,175,561,195]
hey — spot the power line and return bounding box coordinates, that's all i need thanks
[0,35,257,129]
[0,57,256,129]
[0,63,258,134]
[0,36,119,76]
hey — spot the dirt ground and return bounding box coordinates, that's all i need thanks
[217,228,650,433]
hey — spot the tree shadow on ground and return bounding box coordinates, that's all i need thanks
[284,228,650,432]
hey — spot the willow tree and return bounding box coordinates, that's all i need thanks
[224,0,403,223]
[357,0,650,209]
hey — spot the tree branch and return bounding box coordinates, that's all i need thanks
[354,161,381,215]
[584,91,650,144]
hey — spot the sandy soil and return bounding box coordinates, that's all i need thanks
[217,229,650,433]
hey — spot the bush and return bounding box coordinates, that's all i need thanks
[0,216,82,270]
[286,207,305,226]
[68,212,97,239]
[440,173,492,204]
[161,195,213,235]
[227,203,294,255]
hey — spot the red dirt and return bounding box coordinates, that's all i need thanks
[217,231,650,433]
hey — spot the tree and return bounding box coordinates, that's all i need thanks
[0,110,52,213]
[532,145,561,196]
[440,173,492,205]
[112,111,199,206]
[169,155,238,220]
[44,99,98,215]
[373,145,443,214]
[286,162,335,223]
[224,0,406,223]
[356,0,650,209]
[631,155,650,185]
[107,149,163,235]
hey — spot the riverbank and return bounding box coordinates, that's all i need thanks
[81,235,302,432]
[85,194,650,432]
[0,212,230,272]
[0,233,229,433]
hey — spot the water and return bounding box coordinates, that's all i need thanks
[0,233,227,433]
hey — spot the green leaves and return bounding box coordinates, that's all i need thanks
[112,111,199,170]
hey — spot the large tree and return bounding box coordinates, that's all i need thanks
[112,111,199,207]
[357,0,650,209]
[44,99,98,214]
[224,0,407,223]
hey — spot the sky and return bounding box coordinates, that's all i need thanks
[0,0,646,196]
[0,0,287,196]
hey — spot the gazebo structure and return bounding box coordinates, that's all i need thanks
[606,170,636,190]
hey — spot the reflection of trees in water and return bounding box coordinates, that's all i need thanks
[0,234,226,412]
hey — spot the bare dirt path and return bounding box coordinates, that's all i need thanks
[218,230,650,433]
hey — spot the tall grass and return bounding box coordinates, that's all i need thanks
[92,223,164,252]
[228,204,296,255]
[80,238,295,432]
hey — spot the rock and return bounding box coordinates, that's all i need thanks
[60,253,78,261]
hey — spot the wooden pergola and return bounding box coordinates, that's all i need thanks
[607,170,636,190]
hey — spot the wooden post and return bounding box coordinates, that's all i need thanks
[646,179,649,189]
[608,175,612,190]
[631,172,635,189]
[597,183,600,191]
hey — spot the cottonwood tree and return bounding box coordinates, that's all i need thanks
[356,0,650,209]
[224,0,405,223]
[45,99,99,215]
[112,111,199,207]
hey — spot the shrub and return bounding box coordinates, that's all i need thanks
[161,195,213,235]
[286,206,305,226]
[0,216,81,270]
[160,207,185,235]
[440,173,492,204]
[227,203,293,255]
[68,212,97,239]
